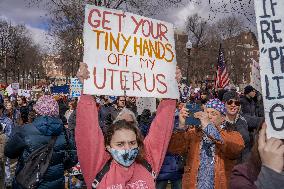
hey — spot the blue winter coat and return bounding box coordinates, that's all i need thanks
[156,153,185,181]
[4,116,78,189]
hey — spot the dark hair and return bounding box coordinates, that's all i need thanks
[246,122,264,181]
[105,120,145,164]
[69,100,77,110]
[0,103,5,110]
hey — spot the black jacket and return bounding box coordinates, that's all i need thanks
[240,96,256,117]
[4,116,78,189]
[226,114,263,163]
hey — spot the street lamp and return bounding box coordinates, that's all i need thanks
[186,39,192,85]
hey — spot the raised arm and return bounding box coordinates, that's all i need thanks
[143,99,176,173]
[75,95,109,188]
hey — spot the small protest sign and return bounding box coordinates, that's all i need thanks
[83,5,179,99]
[6,85,13,96]
[70,78,83,97]
[18,89,31,98]
[11,83,19,94]
[254,0,284,138]
[250,58,262,93]
[136,97,157,115]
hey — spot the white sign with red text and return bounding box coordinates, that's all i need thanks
[83,5,179,99]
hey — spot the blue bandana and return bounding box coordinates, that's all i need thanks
[205,99,226,115]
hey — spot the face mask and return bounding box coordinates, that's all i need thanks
[109,147,139,167]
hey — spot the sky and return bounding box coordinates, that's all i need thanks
[0,0,53,52]
[0,0,256,53]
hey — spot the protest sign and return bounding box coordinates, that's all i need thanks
[6,85,13,96]
[254,0,284,138]
[18,89,31,98]
[136,97,156,115]
[70,78,83,97]
[250,58,262,93]
[83,5,179,99]
[50,85,69,94]
[11,83,19,94]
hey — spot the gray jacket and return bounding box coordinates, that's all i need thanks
[256,166,284,189]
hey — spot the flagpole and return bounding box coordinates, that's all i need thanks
[215,43,222,89]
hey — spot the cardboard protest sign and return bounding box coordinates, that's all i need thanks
[11,83,19,94]
[6,85,13,96]
[18,89,31,98]
[83,5,179,99]
[70,78,83,97]
[254,0,284,138]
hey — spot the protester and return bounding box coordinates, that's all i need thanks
[98,96,113,131]
[4,95,78,189]
[3,96,9,107]
[75,62,178,188]
[0,121,7,188]
[4,101,21,126]
[156,110,184,189]
[0,104,13,137]
[0,103,13,188]
[15,96,29,124]
[103,96,127,132]
[240,85,257,117]
[168,98,245,189]
[230,123,284,189]
[137,109,153,137]
[65,100,77,124]
[126,97,137,115]
[223,91,263,163]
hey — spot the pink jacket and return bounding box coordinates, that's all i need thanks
[75,95,176,189]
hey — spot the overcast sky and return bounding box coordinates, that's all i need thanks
[0,0,256,52]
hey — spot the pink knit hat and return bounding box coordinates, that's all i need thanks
[34,95,59,117]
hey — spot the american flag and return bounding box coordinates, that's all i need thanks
[215,44,230,89]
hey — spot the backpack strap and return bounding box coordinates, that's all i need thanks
[92,159,112,189]
[140,159,156,180]
[92,158,155,188]
[47,135,58,150]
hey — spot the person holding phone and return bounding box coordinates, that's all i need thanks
[168,98,245,189]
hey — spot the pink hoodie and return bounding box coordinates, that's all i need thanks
[75,95,176,189]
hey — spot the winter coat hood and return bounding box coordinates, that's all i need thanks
[33,116,63,136]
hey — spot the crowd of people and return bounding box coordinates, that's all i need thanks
[0,63,283,189]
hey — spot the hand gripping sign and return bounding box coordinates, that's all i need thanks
[254,0,284,139]
[83,5,179,99]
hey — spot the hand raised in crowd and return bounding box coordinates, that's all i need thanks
[178,105,189,128]
[76,62,90,84]
[194,111,210,129]
[258,123,284,173]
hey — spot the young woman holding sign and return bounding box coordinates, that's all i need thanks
[75,63,181,189]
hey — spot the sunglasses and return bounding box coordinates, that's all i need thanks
[227,99,241,106]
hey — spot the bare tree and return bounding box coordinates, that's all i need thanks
[27,0,185,79]
[0,19,44,87]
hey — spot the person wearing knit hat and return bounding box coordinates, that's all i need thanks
[223,90,263,164]
[240,85,257,116]
[34,95,59,117]
[168,99,244,189]
[4,95,78,188]
[244,85,255,95]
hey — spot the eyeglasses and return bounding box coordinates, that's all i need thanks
[227,99,240,106]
